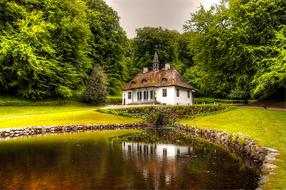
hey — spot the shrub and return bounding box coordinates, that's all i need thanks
[193,97,256,104]
[84,65,108,105]
[106,96,122,105]
[98,105,230,125]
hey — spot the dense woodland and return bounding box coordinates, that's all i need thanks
[0,0,285,103]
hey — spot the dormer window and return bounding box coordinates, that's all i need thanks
[131,81,136,86]
[162,78,168,84]
[142,79,147,85]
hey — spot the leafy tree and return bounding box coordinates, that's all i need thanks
[183,0,286,99]
[0,0,128,100]
[86,0,129,95]
[251,27,286,98]
[132,27,180,74]
[84,65,108,104]
[177,32,194,73]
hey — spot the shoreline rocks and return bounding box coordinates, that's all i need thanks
[174,123,279,190]
[0,123,150,139]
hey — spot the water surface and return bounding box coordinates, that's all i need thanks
[0,131,258,189]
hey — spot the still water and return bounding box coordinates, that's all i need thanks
[0,131,258,189]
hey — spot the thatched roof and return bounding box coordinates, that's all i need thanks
[123,67,193,90]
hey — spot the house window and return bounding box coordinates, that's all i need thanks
[188,90,191,98]
[150,90,154,99]
[144,91,148,100]
[137,91,142,101]
[128,92,132,99]
[162,89,167,97]
[176,88,180,97]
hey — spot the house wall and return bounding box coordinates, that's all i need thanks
[155,86,176,105]
[122,91,133,105]
[123,88,156,105]
[123,86,193,105]
[174,87,193,105]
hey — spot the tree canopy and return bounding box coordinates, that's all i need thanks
[131,27,181,74]
[183,0,286,99]
[0,0,284,101]
[0,0,128,99]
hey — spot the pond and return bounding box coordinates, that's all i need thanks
[0,130,259,189]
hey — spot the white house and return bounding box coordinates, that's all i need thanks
[122,52,194,105]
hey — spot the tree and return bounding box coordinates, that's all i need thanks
[132,27,180,74]
[84,65,108,104]
[251,27,286,99]
[86,0,129,95]
[0,0,128,99]
[183,0,286,99]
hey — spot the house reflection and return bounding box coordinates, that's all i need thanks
[121,142,194,188]
[122,142,193,159]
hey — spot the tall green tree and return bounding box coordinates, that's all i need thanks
[251,26,286,99]
[183,0,286,99]
[86,0,129,95]
[132,27,180,74]
[0,0,128,99]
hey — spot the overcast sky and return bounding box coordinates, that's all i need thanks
[104,0,220,38]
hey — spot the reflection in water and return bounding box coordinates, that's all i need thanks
[121,142,259,189]
[123,142,192,159]
[0,133,259,189]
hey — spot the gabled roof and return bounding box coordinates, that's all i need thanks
[123,67,193,90]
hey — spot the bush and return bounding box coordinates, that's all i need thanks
[98,105,230,125]
[84,65,108,105]
[106,96,122,105]
[193,97,256,104]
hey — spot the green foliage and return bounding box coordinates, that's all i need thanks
[131,27,181,74]
[99,105,229,125]
[84,65,108,105]
[193,97,256,104]
[0,0,128,99]
[86,0,129,95]
[106,95,122,105]
[251,26,286,98]
[183,0,286,99]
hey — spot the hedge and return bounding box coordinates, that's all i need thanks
[98,105,231,125]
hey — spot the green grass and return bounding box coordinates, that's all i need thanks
[180,108,286,189]
[0,130,141,145]
[0,105,142,129]
[0,95,70,106]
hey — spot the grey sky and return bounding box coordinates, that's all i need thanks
[104,0,220,38]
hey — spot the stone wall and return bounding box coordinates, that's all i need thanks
[0,123,150,139]
[174,123,279,190]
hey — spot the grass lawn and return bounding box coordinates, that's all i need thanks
[0,105,142,129]
[180,107,286,189]
[0,130,141,145]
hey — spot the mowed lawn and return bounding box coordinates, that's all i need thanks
[180,108,286,189]
[0,105,142,129]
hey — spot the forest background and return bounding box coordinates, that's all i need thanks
[0,0,285,104]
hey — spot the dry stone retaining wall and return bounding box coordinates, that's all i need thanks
[0,123,150,139]
[174,123,279,189]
